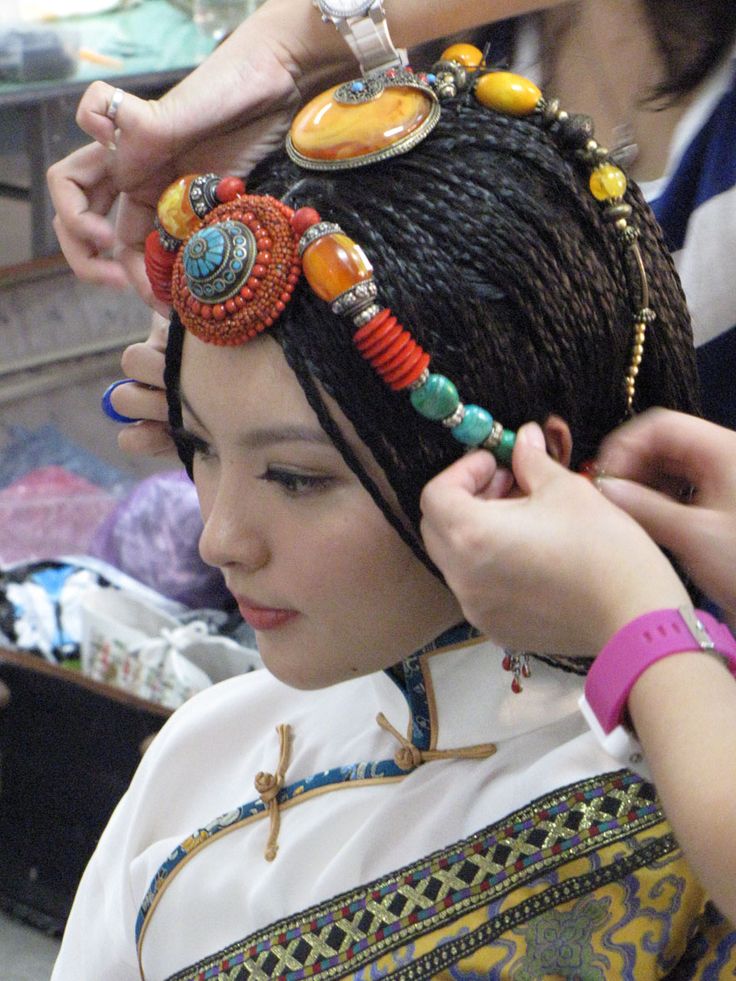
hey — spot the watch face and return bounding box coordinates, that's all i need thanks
[318,0,375,17]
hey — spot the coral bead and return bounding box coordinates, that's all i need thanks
[215,176,245,202]
[292,207,322,237]
[440,43,484,69]
[589,164,628,201]
[157,175,202,240]
[302,233,373,302]
[474,72,541,117]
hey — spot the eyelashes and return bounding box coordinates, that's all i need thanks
[170,427,334,497]
[258,468,334,496]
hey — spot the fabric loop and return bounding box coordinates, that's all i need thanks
[254,724,292,861]
[376,712,497,772]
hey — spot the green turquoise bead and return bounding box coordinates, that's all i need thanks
[410,373,459,421]
[493,428,516,466]
[451,405,494,445]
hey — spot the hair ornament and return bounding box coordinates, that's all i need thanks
[145,175,302,344]
[150,42,656,464]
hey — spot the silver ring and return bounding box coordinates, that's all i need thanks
[106,87,125,122]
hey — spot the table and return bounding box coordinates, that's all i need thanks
[0,1,215,258]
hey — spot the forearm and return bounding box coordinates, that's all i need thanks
[628,654,736,922]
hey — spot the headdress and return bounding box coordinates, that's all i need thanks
[147,43,654,466]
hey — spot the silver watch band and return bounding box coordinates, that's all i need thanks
[332,4,407,75]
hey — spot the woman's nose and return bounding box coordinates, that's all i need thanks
[198,475,270,573]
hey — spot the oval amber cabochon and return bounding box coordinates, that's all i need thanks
[290,83,435,162]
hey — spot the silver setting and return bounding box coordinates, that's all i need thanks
[153,217,181,252]
[334,68,434,105]
[297,222,342,256]
[352,303,382,328]
[189,173,220,218]
[637,307,657,324]
[441,403,466,428]
[481,419,504,451]
[330,280,378,316]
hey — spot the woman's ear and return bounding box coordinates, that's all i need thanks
[541,415,573,467]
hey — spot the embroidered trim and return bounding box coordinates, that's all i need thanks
[165,770,665,981]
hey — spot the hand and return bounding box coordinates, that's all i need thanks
[419,422,689,655]
[597,408,736,625]
[111,315,178,459]
[47,0,351,298]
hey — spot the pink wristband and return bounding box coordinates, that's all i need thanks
[584,606,736,736]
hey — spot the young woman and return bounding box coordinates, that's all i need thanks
[52,55,733,980]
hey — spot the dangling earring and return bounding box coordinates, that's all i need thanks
[502,650,531,694]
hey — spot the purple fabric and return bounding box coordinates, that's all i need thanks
[90,470,232,610]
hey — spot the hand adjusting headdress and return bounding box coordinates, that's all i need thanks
[146,43,654,466]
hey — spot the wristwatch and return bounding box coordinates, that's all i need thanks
[313,0,407,76]
[579,606,736,766]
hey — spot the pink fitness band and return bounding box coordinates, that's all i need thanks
[579,607,736,764]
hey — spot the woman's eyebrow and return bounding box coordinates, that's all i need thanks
[179,388,332,449]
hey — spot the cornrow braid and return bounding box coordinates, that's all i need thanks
[241,93,698,538]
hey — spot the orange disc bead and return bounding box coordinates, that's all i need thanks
[302,232,373,302]
[474,71,541,117]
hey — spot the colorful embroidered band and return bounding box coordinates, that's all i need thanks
[146,43,655,463]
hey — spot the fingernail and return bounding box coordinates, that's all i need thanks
[519,422,546,451]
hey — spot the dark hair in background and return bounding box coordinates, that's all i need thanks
[167,94,699,560]
[517,1,736,107]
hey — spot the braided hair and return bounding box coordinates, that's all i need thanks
[167,92,699,558]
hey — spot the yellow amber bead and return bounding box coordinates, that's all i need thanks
[302,233,373,302]
[440,43,484,69]
[289,84,434,164]
[157,175,202,240]
[474,72,541,116]
[589,164,628,201]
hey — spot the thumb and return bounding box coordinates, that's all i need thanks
[511,422,561,494]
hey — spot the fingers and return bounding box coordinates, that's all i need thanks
[120,336,167,391]
[117,421,179,460]
[48,143,131,287]
[598,408,736,499]
[109,380,168,425]
[597,475,693,554]
[74,81,148,151]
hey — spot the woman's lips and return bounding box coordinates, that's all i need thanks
[235,600,299,631]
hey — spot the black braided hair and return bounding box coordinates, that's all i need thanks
[167,91,699,552]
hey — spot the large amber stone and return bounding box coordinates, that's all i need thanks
[474,72,541,117]
[157,175,202,240]
[289,83,434,164]
[302,232,373,301]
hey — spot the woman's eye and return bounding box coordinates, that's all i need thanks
[259,467,333,496]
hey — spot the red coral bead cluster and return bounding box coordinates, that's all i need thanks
[171,196,301,346]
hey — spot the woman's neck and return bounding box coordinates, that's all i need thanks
[541,0,694,182]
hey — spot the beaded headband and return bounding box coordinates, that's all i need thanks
[146,43,654,465]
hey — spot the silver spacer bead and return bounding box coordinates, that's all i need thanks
[481,419,504,451]
[352,303,382,329]
[189,173,220,218]
[298,221,342,256]
[409,368,430,391]
[330,281,379,317]
[442,403,466,428]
